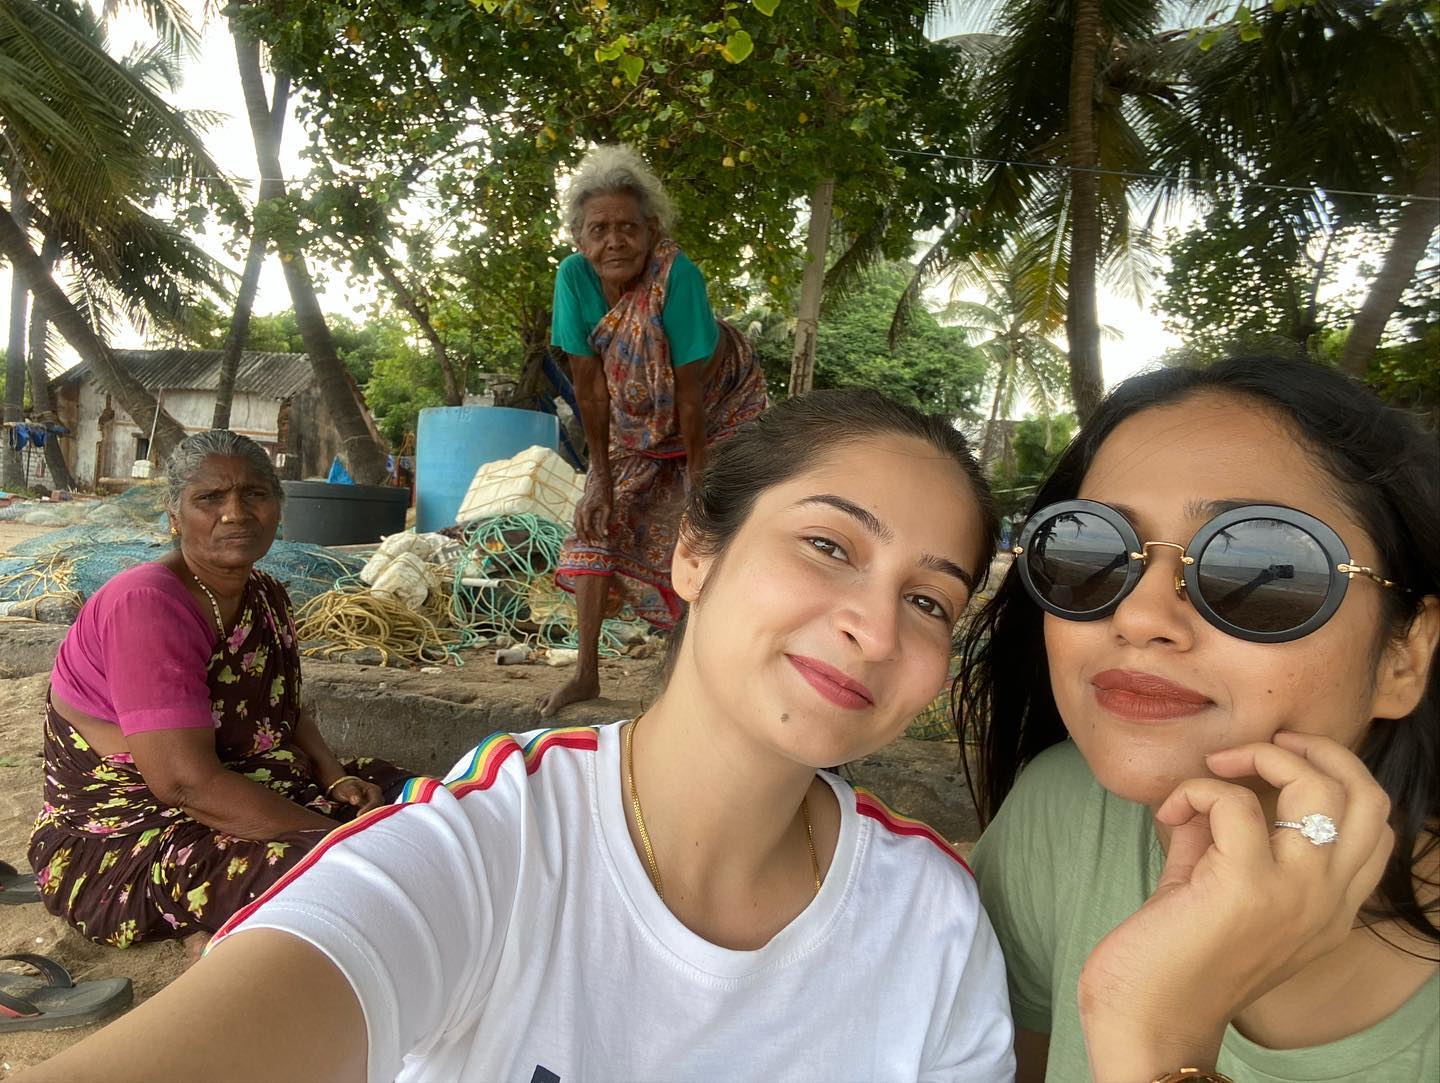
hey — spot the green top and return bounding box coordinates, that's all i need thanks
[971,741,1440,1082]
[550,250,718,367]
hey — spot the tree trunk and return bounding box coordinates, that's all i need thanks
[978,359,1009,472]
[1338,147,1440,378]
[788,177,835,397]
[212,230,267,430]
[1065,0,1105,422]
[214,72,290,430]
[0,201,186,463]
[504,304,553,409]
[4,171,28,488]
[26,235,78,491]
[372,248,462,405]
[233,23,388,483]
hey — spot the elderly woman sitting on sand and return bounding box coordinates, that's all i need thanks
[28,430,408,954]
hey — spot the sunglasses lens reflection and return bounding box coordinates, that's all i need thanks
[1194,518,1332,633]
[1027,511,1131,614]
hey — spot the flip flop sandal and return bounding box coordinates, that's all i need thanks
[0,953,133,1033]
[0,860,41,905]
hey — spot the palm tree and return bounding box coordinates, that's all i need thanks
[1,0,231,464]
[231,16,389,484]
[213,69,289,430]
[891,2,1172,420]
[4,171,27,488]
[1157,1,1438,376]
[1340,146,1440,375]
[1065,0,1105,420]
[936,236,1070,471]
[26,233,77,490]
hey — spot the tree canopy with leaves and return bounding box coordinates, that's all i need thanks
[235,0,984,395]
[743,261,987,415]
[0,0,236,472]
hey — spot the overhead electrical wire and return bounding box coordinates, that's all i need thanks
[883,146,1439,203]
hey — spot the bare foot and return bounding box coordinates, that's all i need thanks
[537,671,601,719]
[182,931,212,969]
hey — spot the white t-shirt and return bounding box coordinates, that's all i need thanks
[214,723,1015,1082]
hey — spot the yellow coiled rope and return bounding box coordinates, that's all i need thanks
[294,580,462,667]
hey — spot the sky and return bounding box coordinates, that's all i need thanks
[2,2,1183,402]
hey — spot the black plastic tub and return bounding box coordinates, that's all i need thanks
[280,481,409,546]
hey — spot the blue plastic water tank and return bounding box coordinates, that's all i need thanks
[415,406,560,532]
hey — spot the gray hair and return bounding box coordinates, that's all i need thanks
[563,144,676,244]
[165,429,282,515]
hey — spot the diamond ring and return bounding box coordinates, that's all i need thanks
[1273,813,1338,846]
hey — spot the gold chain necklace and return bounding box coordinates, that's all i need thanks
[623,716,821,901]
[189,571,225,637]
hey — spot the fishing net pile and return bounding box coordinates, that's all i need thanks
[0,483,166,526]
[0,485,363,621]
[293,514,641,667]
[2,470,640,667]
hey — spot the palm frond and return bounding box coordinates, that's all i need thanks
[120,38,184,92]
[888,215,980,346]
[0,1,233,235]
[101,0,199,54]
[824,207,893,309]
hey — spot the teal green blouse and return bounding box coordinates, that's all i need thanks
[550,251,718,367]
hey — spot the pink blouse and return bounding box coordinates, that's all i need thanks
[50,562,218,735]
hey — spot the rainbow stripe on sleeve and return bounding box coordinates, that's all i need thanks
[211,726,600,946]
[853,788,973,874]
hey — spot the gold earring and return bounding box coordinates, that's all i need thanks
[170,525,179,537]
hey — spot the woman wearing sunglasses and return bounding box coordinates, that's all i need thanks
[960,355,1438,1082]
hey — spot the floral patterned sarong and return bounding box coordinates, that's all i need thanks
[555,240,768,628]
[27,571,408,947]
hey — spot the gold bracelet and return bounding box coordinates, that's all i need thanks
[324,774,363,797]
[1151,1071,1234,1083]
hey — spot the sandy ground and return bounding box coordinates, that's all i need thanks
[0,675,191,1075]
[0,522,65,554]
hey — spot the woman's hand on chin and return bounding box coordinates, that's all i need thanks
[1076,730,1394,1081]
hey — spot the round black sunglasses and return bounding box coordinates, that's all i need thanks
[1011,499,1398,644]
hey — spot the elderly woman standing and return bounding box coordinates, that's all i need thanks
[29,430,408,952]
[540,145,768,717]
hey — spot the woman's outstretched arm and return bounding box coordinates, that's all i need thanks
[20,930,367,1083]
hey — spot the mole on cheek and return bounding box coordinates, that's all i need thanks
[780,713,790,724]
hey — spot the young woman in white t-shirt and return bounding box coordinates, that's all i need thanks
[29,389,1016,1082]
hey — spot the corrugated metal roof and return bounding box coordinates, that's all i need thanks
[55,350,315,400]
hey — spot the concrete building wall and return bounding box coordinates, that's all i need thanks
[62,385,284,487]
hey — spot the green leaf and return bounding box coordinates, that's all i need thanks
[1238,22,1262,41]
[1198,29,1224,51]
[835,0,861,12]
[752,0,780,15]
[720,30,754,64]
[618,54,644,85]
[594,40,626,62]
